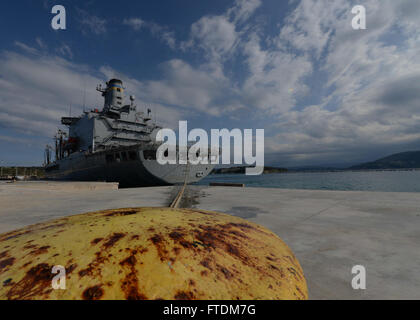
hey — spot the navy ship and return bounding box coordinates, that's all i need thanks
[44,79,215,188]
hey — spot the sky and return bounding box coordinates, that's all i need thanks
[0,0,420,167]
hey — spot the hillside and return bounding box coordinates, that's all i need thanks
[349,151,420,170]
[211,166,288,174]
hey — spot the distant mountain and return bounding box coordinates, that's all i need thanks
[287,166,343,172]
[211,166,288,174]
[349,151,420,170]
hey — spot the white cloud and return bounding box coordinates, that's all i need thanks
[0,51,102,137]
[262,0,420,165]
[176,0,312,116]
[190,16,238,60]
[123,18,176,49]
[14,41,39,55]
[143,0,420,165]
[123,18,144,31]
[0,135,36,145]
[57,44,74,59]
[147,22,177,50]
[183,0,261,60]
[241,32,312,113]
[133,59,234,116]
[36,37,47,50]
[77,9,107,35]
[0,49,188,139]
[227,0,262,25]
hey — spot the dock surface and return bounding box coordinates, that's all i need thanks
[1,181,419,300]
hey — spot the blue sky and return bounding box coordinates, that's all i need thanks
[1,0,420,167]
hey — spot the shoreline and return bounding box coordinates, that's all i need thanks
[211,167,420,175]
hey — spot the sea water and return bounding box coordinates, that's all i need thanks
[197,170,420,192]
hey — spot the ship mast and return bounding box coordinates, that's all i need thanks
[54,129,67,161]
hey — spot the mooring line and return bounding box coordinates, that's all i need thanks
[169,162,190,209]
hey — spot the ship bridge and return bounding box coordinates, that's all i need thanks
[59,79,160,154]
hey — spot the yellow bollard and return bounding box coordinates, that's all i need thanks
[0,208,307,300]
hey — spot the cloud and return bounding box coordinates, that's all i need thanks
[241,32,312,113]
[35,37,47,50]
[56,44,74,59]
[262,0,420,165]
[0,135,37,145]
[14,41,39,55]
[151,0,420,166]
[0,49,188,139]
[227,0,262,25]
[123,18,176,49]
[175,0,312,116]
[119,0,307,119]
[0,50,102,137]
[133,59,234,116]
[189,16,238,60]
[182,0,262,58]
[77,8,107,35]
[146,22,177,50]
[123,18,144,31]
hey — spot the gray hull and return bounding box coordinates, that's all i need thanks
[45,146,214,188]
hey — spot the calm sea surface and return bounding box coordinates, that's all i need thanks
[196,170,420,192]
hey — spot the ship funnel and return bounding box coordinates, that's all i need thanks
[103,79,124,111]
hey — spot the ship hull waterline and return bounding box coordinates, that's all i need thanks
[44,147,214,188]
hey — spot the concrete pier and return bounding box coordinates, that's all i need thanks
[194,187,420,300]
[1,181,419,300]
[0,181,171,232]
[3,181,119,191]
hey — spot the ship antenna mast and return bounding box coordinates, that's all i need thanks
[83,86,86,113]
